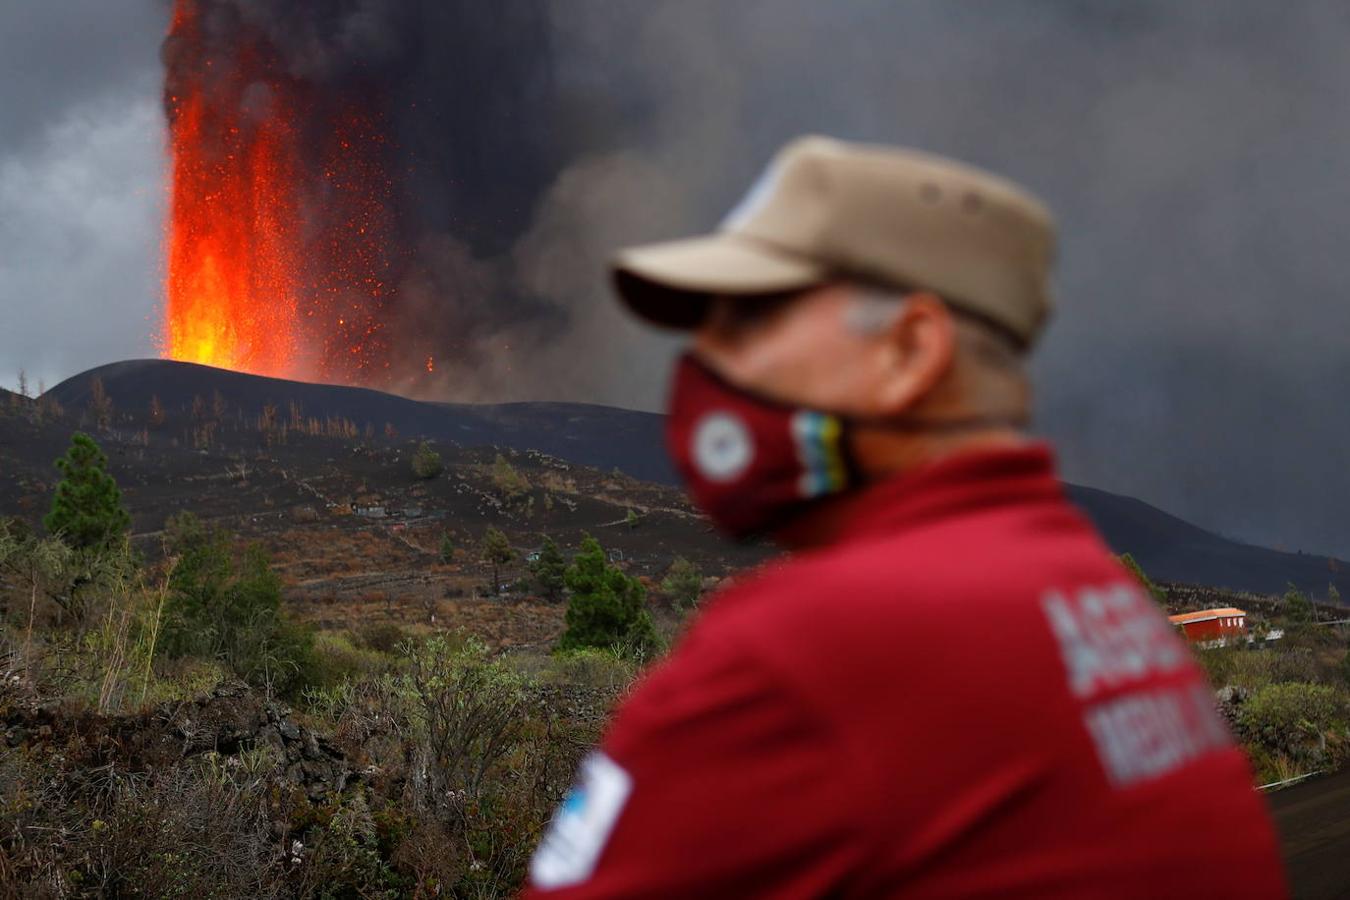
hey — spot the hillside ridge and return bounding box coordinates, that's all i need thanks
[41,359,1348,599]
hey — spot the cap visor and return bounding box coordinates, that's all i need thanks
[612,234,827,329]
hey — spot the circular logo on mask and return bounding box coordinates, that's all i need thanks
[691,412,754,483]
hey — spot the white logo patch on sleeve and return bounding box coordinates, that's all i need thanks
[529,752,633,890]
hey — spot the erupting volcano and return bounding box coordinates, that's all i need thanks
[157,0,566,397]
[162,0,398,385]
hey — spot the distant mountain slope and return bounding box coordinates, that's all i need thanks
[48,360,1345,599]
[50,360,674,483]
[1064,485,1341,599]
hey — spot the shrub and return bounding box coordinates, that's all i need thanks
[159,513,315,696]
[399,634,589,892]
[0,533,159,709]
[408,636,527,801]
[661,557,704,612]
[1283,584,1315,625]
[0,629,616,897]
[491,454,530,501]
[304,632,391,690]
[410,442,443,480]
[0,757,280,897]
[2,530,64,626]
[545,648,637,693]
[138,656,231,707]
[1240,682,1347,761]
[356,622,412,655]
[559,536,660,658]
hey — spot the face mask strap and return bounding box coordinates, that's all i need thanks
[683,353,1028,435]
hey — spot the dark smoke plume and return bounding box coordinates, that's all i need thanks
[163,0,565,388]
[165,1,1350,559]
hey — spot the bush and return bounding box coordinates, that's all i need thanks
[1,524,139,634]
[491,454,530,501]
[1240,682,1347,760]
[559,536,660,659]
[661,557,704,612]
[304,632,392,690]
[411,442,443,480]
[398,635,587,891]
[545,648,637,693]
[1196,642,1325,693]
[159,513,315,696]
[0,629,621,897]
[356,622,412,655]
[0,756,281,897]
[409,636,527,800]
[1283,584,1315,625]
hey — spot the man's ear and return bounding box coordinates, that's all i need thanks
[873,292,956,415]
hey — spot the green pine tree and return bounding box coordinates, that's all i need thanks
[44,432,131,551]
[529,536,567,602]
[481,526,515,594]
[559,535,659,657]
[439,532,455,564]
[1117,553,1164,604]
[1329,582,1342,605]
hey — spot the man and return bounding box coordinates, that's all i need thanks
[525,137,1287,898]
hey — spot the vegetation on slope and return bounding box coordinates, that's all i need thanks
[4,425,1350,894]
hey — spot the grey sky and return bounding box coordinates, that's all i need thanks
[0,0,165,392]
[1,2,1348,559]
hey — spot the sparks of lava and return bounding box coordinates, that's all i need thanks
[161,0,396,384]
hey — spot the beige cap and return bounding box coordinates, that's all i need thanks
[612,136,1057,346]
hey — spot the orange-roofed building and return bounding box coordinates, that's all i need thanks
[1169,608,1248,644]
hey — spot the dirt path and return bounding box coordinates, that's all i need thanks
[1269,768,1350,898]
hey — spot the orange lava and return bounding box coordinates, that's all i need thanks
[162,0,396,384]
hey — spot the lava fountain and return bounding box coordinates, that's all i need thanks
[162,0,396,384]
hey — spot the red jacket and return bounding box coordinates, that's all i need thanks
[526,445,1287,898]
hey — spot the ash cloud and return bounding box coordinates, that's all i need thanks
[503,0,1350,560]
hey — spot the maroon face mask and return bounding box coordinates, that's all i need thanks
[665,354,855,540]
[665,352,1031,540]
